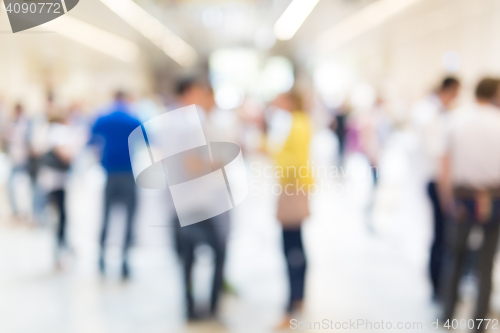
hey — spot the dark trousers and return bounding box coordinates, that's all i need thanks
[100,173,137,265]
[441,199,500,331]
[49,190,66,249]
[428,181,445,297]
[283,226,307,313]
[174,217,225,318]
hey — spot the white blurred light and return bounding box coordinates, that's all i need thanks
[322,94,345,109]
[350,83,377,110]
[99,0,197,67]
[274,0,320,40]
[258,57,294,100]
[314,63,355,96]
[45,16,139,63]
[215,86,244,110]
[210,49,259,90]
[442,51,461,72]
[202,7,224,28]
[314,63,356,108]
[254,27,276,50]
[316,0,421,52]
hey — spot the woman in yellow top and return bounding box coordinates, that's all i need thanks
[272,90,312,327]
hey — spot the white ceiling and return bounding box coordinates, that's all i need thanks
[61,0,376,68]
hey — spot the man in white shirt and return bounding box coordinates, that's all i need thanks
[440,78,500,330]
[411,77,460,300]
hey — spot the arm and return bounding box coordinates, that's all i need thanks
[88,118,101,146]
[87,118,104,159]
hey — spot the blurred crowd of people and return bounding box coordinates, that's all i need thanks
[2,71,500,332]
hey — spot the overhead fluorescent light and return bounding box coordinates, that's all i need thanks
[99,0,197,67]
[316,0,421,52]
[274,0,320,40]
[45,15,140,63]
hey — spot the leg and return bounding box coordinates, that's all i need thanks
[31,173,47,225]
[206,220,226,315]
[178,235,195,319]
[282,225,307,314]
[8,167,20,216]
[371,164,378,186]
[474,222,500,330]
[365,163,378,234]
[49,190,66,268]
[99,180,114,273]
[441,219,472,321]
[337,138,345,167]
[54,190,67,249]
[121,180,137,279]
[428,181,445,298]
[48,190,66,249]
[172,215,183,257]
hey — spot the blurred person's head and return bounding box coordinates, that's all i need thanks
[47,91,54,104]
[273,90,304,113]
[44,91,56,115]
[114,90,128,103]
[175,76,213,111]
[475,78,499,105]
[13,103,24,119]
[437,77,460,108]
[48,108,68,124]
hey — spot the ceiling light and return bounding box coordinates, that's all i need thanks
[45,15,139,63]
[274,0,320,40]
[99,0,197,67]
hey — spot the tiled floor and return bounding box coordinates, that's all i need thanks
[1,130,499,332]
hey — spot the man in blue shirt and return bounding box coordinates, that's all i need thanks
[90,91,141,280]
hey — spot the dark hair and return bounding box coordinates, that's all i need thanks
[115,90,126,101]
[475,78,499,100]
[175,76,199,96]
[440,77,460,91]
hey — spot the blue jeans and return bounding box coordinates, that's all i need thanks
[100,173,137,267]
